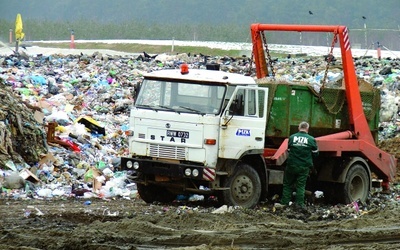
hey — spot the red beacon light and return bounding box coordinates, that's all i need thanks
[180,63,189,75]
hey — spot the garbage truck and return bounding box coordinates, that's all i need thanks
[120,23,397,208]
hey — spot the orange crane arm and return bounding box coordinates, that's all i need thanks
[250,23,374,144]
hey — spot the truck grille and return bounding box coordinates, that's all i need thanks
[149,144,186,160]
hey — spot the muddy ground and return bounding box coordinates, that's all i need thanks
[0,133,398,250]
[0,139,400,250]
[1,185,400,250]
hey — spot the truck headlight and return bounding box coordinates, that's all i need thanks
[184,168,192,176]
[126,161,133,168]
[192,169,199,177]
[133,162,140,170]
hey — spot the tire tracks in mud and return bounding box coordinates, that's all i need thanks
[2,199,400,249]
[134,221,400,249]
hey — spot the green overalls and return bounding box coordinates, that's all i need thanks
[281,131,319,207]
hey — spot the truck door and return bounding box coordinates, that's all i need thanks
[219,86,268,159]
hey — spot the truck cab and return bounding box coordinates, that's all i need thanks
[121,65,269,208]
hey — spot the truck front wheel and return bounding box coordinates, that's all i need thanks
[221,163,261,208]
[341,164,370,204]
[137,184,176,204]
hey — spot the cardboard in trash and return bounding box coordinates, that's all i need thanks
[38,153,57,167]
[37,100,55,109]
[34,110,45,124]
[19,169,40,183]
[84,167,103,191]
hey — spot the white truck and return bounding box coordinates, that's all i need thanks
[121,64,270,208]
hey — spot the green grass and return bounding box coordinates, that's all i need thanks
[31,42,250,57]
[31,42,288,58]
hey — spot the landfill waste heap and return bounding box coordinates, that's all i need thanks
[0,82,47,167]
[0,48,399,200]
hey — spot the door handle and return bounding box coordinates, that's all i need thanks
[255,137,263,141]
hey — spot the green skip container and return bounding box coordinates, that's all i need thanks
[257,80,380,148]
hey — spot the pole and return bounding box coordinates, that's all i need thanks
[299,32,302,53]
[70,30,76,49]
[376,42,381,60]
[171,37,174,53]
[364,23,367,49]
[9,29,13,44]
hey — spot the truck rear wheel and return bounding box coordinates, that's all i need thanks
[221,163,261,208]
[341,164,370,204]
[137,184,176,204]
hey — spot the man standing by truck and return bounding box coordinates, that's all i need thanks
[278,121,319,210]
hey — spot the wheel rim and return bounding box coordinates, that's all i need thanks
[350,175,365,200]
[231,174,254,203]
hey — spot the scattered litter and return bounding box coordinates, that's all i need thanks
[0,47,399,221]
[212,205,234,214]
[314,191,324,199]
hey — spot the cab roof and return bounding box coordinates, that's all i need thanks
[143,68,256,85]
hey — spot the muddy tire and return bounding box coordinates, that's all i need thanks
[341,164,370,204]
[137,184,176,204]
[221,163,261,208]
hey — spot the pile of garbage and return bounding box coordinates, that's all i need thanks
[0,51,141,198]
[0,49,399,206]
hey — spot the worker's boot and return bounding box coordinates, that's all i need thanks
[293,204,308,214]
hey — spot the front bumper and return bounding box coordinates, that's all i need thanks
[121,156,213,181]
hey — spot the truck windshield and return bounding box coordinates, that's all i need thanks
[135,79,226,115]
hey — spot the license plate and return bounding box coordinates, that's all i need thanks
[166,130,189,138]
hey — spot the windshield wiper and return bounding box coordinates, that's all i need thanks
[157,105,176,111]
[177,106,204,114]
[136,104,176,112]
[135,104,157,111]
[136,104,205,114]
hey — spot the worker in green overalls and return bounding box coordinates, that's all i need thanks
[280,121,319,210]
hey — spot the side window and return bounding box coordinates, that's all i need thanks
[258,89,265,118]
[226,87,265,118]
[232,89,245,116]
[246,89,256,116]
